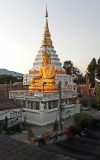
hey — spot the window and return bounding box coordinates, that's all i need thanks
[33,101,40,110]
[36,102,39,110]
[48,100,58,109]
[31,101,33,109]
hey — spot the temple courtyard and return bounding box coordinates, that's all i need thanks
[10,116,74,144]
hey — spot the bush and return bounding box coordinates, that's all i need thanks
[68,125,80,136]
[22,126,28,131]
[73,113,93,131]
[53,119,59,135]
[89,97,97,109]
[68,113,94,136]
[27,127,34,140]
[4,124,21,134]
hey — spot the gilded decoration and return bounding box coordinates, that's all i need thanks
[41,7,53,47]
[29,48,58,92]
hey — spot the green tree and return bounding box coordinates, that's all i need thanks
[97,58,100,79]
[73,74,85,84]
[88,97,97,109]
[63,60,73,75]
[3,116,8,131]
[88,58,97,88]
[27,127,34,140]
[63,60,85,84]
[0,75,22,84]
[53,119,59,135]
[73,113,93,131]
[95,84,100,109]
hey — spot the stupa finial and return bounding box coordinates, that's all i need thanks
[41,6,53,47]
[45,5,48,18]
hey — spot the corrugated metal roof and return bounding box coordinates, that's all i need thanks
[0,135,74,160]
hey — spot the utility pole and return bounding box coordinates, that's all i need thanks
[59,81,62,134]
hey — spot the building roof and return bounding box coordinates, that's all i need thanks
[0,135,74,160]
[42,124,100,160]
[0,100,17,111]
[0,122,100,160]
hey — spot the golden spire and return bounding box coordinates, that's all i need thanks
[45,6,48,17]
[41,7,53,47]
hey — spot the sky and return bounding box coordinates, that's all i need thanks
[0,0,100,75]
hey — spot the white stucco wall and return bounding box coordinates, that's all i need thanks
[22,104,80,126]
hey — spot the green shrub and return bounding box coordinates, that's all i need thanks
[4,124,21,134]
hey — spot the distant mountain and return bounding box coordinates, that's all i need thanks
[0,68,23,77]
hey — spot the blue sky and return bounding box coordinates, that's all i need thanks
[0,0,100,75]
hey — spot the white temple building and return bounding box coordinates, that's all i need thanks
[9,8,80,126]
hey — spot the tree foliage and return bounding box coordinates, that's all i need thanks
[71,113,93,134]
[4,124,21,134]
[87,57,100,88]
[63,60,85,84]
[97,58,100,79]
[53,119,59,135]
[88,97,97,108]
[88,58,97,88]
[95,84,100,109]
[63,57,100,86]
[27,127,34,140]
[0,75,22,84]
[88,85,100,110]
[3,116,8,131]
[74,113,93,130]
[63,60,73,75]
[73,75,85,84]
[68,113,93,136]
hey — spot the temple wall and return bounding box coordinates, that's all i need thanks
[0,108,21,120]
[22,104,80,126]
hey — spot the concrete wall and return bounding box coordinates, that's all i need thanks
[0,108,21,120]
[0,84,28,100]
[22,104,80,126]
[0,108,22,127]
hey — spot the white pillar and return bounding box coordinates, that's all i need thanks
[40,102,45,110]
